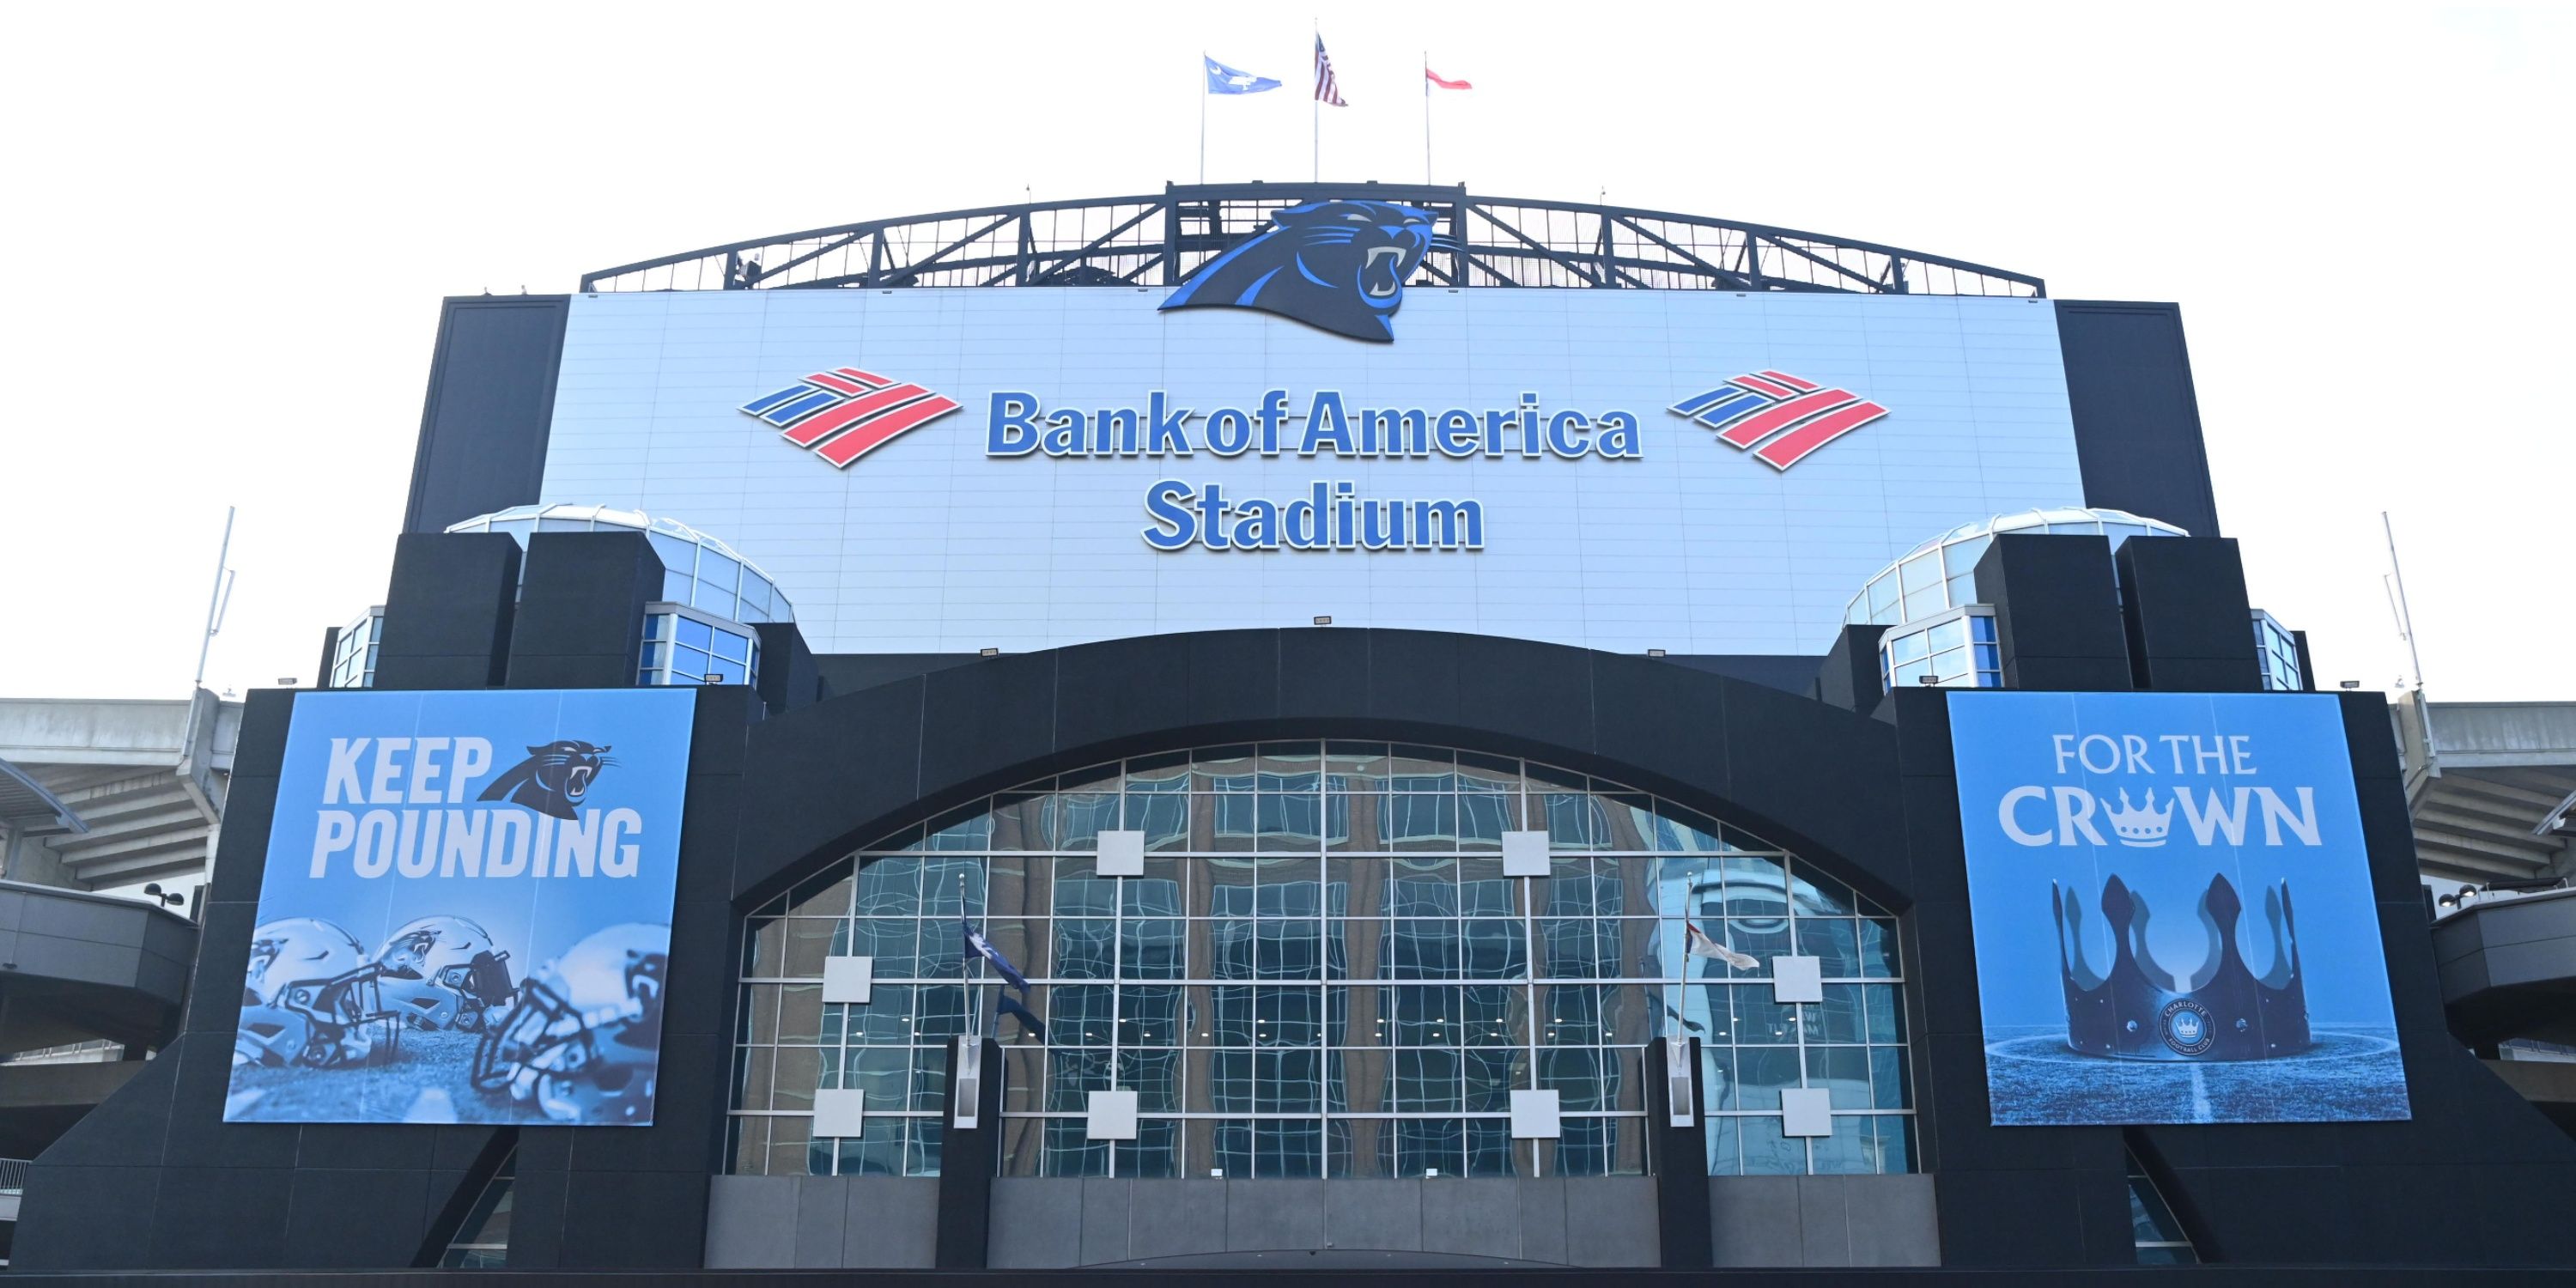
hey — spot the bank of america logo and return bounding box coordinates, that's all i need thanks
[1668,372,1890,471]
[739,368,963,467]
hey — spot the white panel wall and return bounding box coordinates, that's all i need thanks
[541,288,2083,656]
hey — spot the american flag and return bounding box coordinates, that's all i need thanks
[1314,34,1346,106]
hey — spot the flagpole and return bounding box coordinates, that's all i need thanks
[1311,22,1320,182]
[1422,52,1432,185]
[1199,55,1207,185]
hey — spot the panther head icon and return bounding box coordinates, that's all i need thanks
[1158,199,1437,342]
[476,739,616,821]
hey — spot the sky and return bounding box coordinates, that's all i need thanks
[0,2,2566,704]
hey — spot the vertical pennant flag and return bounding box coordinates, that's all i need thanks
[1315,35,1347,106]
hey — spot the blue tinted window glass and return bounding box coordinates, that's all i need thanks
[677,617,714,651]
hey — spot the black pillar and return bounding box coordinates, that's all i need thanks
[1971,534,2133,691]
[934,1035,1005,1268]
[504,531,663,689]
[1816,623,1891,714]
[1646,1036,1711,1269]
[2113,536,2261,693]
[752,621,825,716]
[373,532,519,690]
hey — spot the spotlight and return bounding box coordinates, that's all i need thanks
[2339,680,2363,690]
[1647,648,1667,658]
[980,647,1001,656]
[1313,616,1333,626]
[1916,674,1941,686]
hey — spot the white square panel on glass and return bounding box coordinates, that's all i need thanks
[1097,829,1145,877]
[1086,1089,1139,1140]
[1501,829,1550,878]
[1781,1086,1834,1139]
[1772,953,1824,1004]
[1510,1088,1562,1139]
[821,956,873,1005]
[811,1088,867,1139]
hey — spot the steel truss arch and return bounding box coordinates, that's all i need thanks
[580,182,2043,298]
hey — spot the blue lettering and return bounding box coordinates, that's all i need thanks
[1199,482,1232,550]
[1594,411,1642,459]
[1413,500,1485,549]
[1546,410,1591,457]
[1147,392,1192,454]
[1258,389,1291,455]
[1040,411,1080,456]
[1101,407,1140,454]
[1231,497,1278,548]
[988,392,1042,456]
[1284,483,1327,550]
[1142,481,1197,550]
[1435,410,1478,458]
[1303,392,1354,455]
[1207,408,1253,456]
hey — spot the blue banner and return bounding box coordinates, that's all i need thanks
[1947,691,2408,1125]
[226,689,694,1126]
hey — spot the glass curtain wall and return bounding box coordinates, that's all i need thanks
[728,743,1914,1180]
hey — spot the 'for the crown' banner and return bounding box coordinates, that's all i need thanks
[226,689,693,1126]
[1947,690,2409,1126]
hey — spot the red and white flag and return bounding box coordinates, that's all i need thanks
[1314,35,1347,106]
[1425,67,1473,90]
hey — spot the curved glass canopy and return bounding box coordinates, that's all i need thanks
[444,503,793,626]
[1845,506,2187,629]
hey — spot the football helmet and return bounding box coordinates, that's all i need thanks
[472,921,668,1124]
[234,917,397,1068]
[375,914,516,1031]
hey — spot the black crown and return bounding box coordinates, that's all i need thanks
[2053,872,2312,1061]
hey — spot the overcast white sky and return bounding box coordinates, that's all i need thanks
[0,2,2565,705]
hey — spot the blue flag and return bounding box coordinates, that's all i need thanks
[997,992,1048,1043]
[1205,55,1281,95]
[962,920,1032,993]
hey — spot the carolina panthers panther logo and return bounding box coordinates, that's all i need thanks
[477,739,615,821]
[1159,199,1436,342]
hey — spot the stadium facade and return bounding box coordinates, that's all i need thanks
[13,184,2576,1282]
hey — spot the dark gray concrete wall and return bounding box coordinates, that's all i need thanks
[1708,1174,1940,1267]
[702,1176,939,1269]
[983,1177,1657,1268]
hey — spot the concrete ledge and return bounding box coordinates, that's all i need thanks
[1711,1173,1939,1267]
[703,1174,938,1269]
[988,1176,1661,1267]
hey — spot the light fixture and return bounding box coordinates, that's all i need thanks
[981,647,1001,657]
[276,677,298,686]
[2338,680,2363,690]
[1313,616,1333,626]
[1916,674,1941,686]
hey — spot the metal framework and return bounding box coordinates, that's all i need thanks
[580,183,2043,298]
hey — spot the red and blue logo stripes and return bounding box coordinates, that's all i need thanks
[740,368,963,467]
[1669,371,1889,470]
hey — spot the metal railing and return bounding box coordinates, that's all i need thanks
[581,183,2043,299]
[0,1157,30,1193]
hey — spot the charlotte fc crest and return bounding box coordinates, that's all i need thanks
[2054,872,2311,1062]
